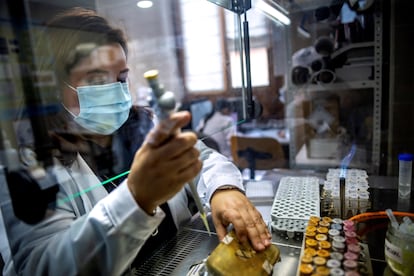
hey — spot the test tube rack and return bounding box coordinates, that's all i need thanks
[321,169,371,219]
[271,176,320,235]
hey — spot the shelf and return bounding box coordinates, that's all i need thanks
[294,80,375,93]
[271,0,334,13]
[331,42,375,60]
[285,0,382,174]
[295,144,369,170]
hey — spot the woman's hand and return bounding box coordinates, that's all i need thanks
[127,111,202,214]
[210,189,272,252]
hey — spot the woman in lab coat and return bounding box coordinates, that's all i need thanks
[0,7,271,275]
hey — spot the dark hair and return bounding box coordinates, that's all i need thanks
[215,98,231,111]
[37,7,128,86]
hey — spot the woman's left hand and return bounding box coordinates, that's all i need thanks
[210,189,272,251]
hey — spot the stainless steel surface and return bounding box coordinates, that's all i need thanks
[135,218,218,276]
[271,232,302,276]
[135,214,304,276]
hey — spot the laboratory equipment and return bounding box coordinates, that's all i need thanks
[271,176,320,235]
[398,153,413,199]
[143,69,211,235]
[385,209,414,276]
[322,168,370,219]
[297,216,373,275]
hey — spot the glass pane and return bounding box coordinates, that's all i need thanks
[0,1,411,276]
[225,4,268,39]
[186,73,224,91]
[230,47,269,87]
[180,0,224,92]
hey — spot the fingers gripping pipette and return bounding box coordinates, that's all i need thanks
[143,70,211,235]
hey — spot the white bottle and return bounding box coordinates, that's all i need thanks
[398,153,413,199]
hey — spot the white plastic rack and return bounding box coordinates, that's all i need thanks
[271,176,320,233]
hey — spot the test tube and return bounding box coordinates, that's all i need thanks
[398,153,413,199]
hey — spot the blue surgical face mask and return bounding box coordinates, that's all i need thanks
[65,82,132,135]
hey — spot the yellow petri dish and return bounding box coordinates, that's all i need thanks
[308,220,319,227]
[316,249,330,258]
[301,253,313,264]
[322,216,333,224]
[315,234,328,242]
[310,216,321,222]
[315,266,331,276]
[313,256,327,266]
[317,227,329,234]
[306,239,318,249]
[299,263,314,276]
[319,240,332,250]
[319,220,330,228]
[304,247,317,257]
[305,231,316,239]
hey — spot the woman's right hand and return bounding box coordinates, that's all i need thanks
[126,111,202,214]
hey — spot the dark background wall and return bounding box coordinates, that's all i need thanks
[388,0,414,175]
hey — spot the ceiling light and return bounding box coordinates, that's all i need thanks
[256,0,290,25]
[137,0,153,9]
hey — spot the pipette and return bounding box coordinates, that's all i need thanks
[144,69,211,235]
[188,179,211,235]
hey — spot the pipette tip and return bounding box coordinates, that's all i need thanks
[200,212,211,236]
[386,209,399,229]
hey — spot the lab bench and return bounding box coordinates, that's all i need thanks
[135,169,413,275]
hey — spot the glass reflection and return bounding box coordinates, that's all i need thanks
[0,1,410,275]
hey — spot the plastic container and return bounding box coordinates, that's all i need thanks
[398,153,413,199]
[384,223,414,275]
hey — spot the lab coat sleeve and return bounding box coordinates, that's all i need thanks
[1,180,164,276]
[195,140,244,204]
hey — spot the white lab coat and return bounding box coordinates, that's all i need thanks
[198,112,236,159]
[0,140,243,275]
